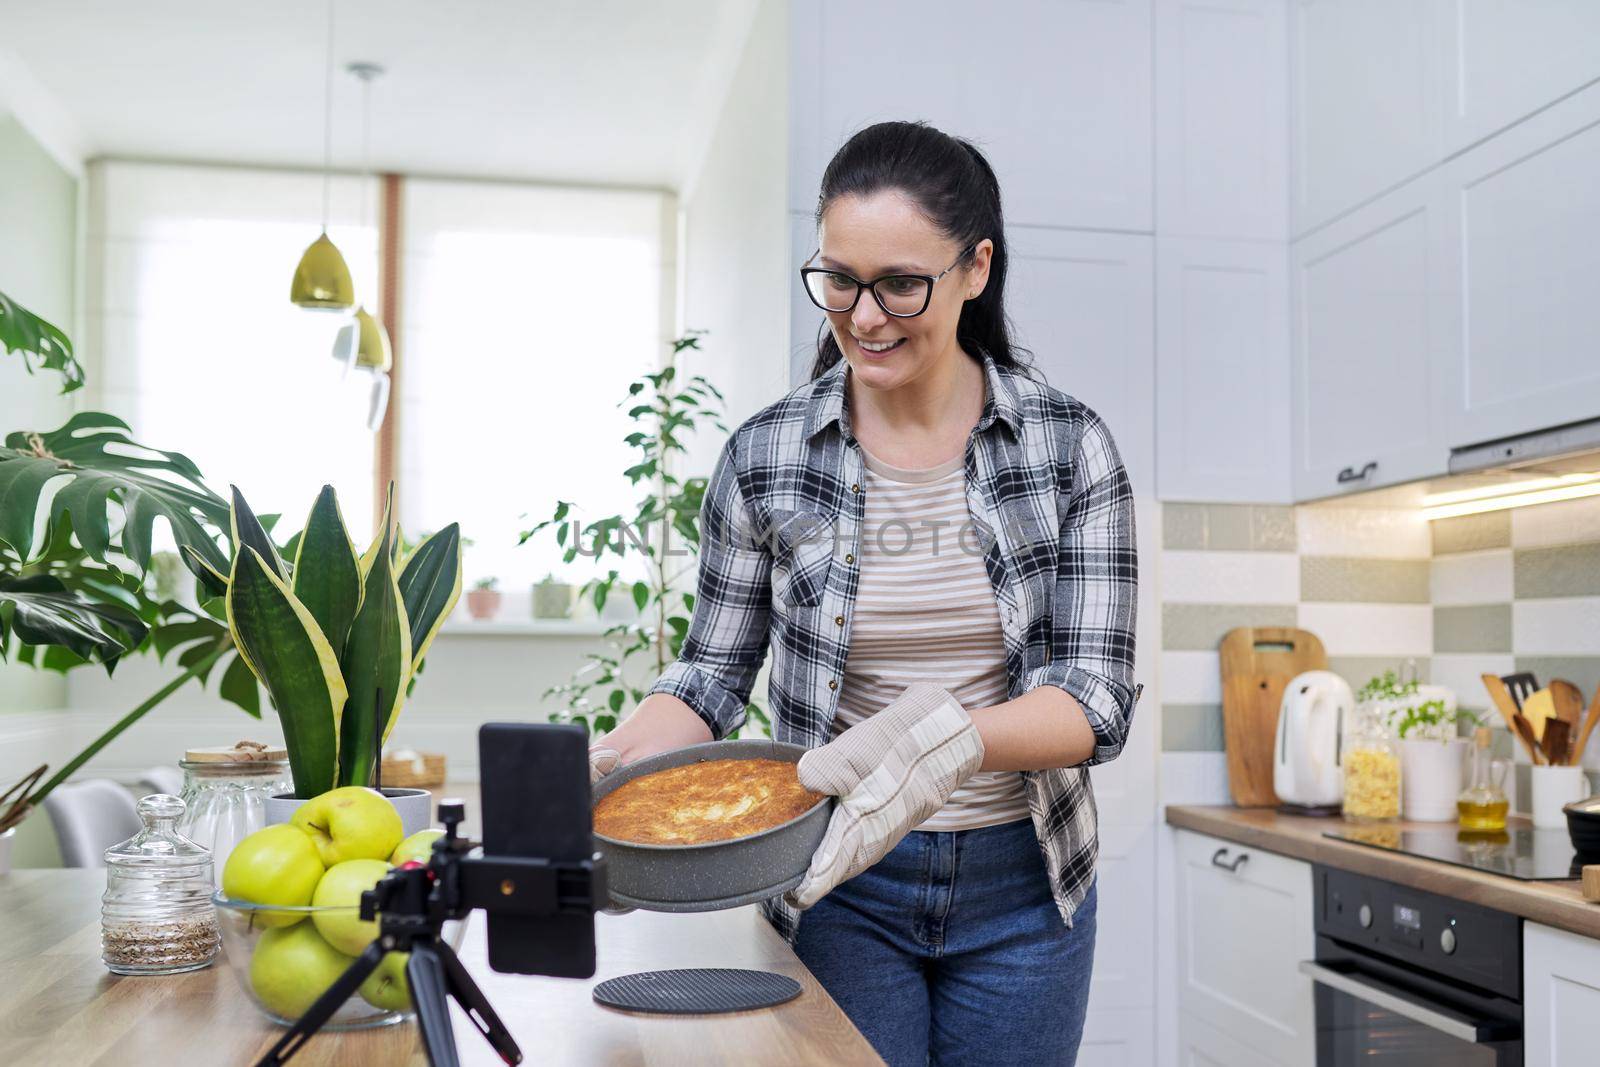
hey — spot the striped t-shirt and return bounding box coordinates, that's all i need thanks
[833,445,1031,831]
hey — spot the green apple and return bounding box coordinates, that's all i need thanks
[221,823,324,927]
[359,950,412,1012]
[390,829,444,866]
[290,786,404,866]
[249,921,355,1021]
[311,858,392,955]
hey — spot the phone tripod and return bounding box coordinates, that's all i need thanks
[257,799,605,1067]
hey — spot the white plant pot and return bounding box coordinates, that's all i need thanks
[0,826,14,875]
[264,787,433,838]
[1400,738,1467,822]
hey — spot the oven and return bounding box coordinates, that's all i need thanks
[1303,866,1523,1066]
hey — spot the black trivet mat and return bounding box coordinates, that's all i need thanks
[592,968,801,1015]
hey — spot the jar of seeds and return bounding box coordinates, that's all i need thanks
[101,793,219,974]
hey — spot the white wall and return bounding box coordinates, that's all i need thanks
[676,0,791,477]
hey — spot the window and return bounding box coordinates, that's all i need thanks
[399,179,670,596]
[88,161,381,533]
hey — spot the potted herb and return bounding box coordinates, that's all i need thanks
[1360,671,1478,821]
[466,577,501,620]
[215,483,463,833]
[532,572,575,620]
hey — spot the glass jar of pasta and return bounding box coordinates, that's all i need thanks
[1343,700,1401,822]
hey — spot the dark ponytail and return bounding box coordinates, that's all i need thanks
[808,121,1031,381]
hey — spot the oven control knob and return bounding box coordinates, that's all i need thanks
[1358,904,1372,928]
[1440,927,1457,955]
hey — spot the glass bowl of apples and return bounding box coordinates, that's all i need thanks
[213,891,467,1030]
[212,791,459,1030]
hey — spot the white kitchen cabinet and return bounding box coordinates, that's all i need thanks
[1179,1008,1284,1067]
[1289,172,1454,501]
[1156,237,1291,503]
[1154,0,1289,242]
[1524,921,1600,1067]
[1438,0,1600,155]
[787,0,1154,233]
[1008,227,1155,493]
[1290,0,1441,238]
[1175,828,1315,1067]
[1434,81,1600,450]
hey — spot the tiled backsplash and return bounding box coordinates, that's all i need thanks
[1159,503,1432,756]
[1430,498,1600,805]
[1158,496,1600,808]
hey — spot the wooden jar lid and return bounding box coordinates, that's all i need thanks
[184,741,287,762]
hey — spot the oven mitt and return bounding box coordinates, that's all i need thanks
[785,682,985,910]
[588,744,634,915]
[589,744,622,784]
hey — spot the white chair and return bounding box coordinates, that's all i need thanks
[138,765,185,797]
[42,779,142,868]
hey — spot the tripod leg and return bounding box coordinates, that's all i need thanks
[257,942,386,1067]
[435,939,523,1065]
[408,942,462,1067]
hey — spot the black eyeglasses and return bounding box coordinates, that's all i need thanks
[799,245,976,318]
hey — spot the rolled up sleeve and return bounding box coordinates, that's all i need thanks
[1021,411,1140,766]
[646,436,771,740]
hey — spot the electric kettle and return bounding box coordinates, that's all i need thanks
[1274,670,1352,814]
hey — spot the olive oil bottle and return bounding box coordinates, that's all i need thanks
[1458,727,1510,832]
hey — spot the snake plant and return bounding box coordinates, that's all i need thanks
[223,484,462,797]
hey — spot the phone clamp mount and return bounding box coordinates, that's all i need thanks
[257,798,607,1067]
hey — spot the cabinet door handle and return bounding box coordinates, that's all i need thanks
[1336,461,1378,484]
[1211,847,1249,872]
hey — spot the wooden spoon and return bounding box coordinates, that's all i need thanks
[1552,679,1585,726]
[1572,681,1600,767]
[1513,712,1547,766]
[1544,718,1573,766]
[1482,674,1525,735]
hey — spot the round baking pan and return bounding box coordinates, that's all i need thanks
[591,739,832,912]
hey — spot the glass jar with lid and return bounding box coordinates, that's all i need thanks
[1343,699,1402,821]
[102,793,219,974]
[176,742,292,887]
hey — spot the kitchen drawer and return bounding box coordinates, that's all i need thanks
[1175,828,1315,1066]
[1525,920,1600,1067]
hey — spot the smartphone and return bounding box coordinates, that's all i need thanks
[478,722,595,977]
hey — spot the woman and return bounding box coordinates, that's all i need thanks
[590,121,1139,1066]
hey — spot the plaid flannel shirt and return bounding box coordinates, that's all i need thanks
[646,350,1140,942]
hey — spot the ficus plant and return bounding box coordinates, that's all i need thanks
[521,333,769,740]
[218,484,463,797]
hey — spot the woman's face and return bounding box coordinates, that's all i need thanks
[815,190,992,393]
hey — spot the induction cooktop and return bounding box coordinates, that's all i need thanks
[1324,824,1589,881]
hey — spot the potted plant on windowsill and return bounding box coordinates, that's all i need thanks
[466,576,501,620]
[1361,671,1478,822]
[532,572,575,620]
[214,482,462,834]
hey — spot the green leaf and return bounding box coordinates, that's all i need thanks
[226,548,346,798]
[291,486,362,655]
[0,289,83,392]
[181,545,229,599]
[608,689,625,712]
[219,652,261,718]
[632,581,648,612]
[397,522,462,672]
[0,412,229,573]
[0,575,148,670]
[338,490,411,787]
[230,486,287,581]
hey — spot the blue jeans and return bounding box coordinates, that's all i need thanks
[790,817,1097,1067]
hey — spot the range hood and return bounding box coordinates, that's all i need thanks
[1448,415,1600,476]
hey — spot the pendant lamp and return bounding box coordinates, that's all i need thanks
[346,60,392,428]
[291,0,355,310]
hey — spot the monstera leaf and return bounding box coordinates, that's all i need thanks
[0,412,230,574]
[0,574,148,668]
[0,289,83,393]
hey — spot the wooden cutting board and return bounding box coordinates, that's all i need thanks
[1219,626,1329,807]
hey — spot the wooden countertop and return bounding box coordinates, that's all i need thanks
[0,869,881,1066]
[1166,804,1600,939]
